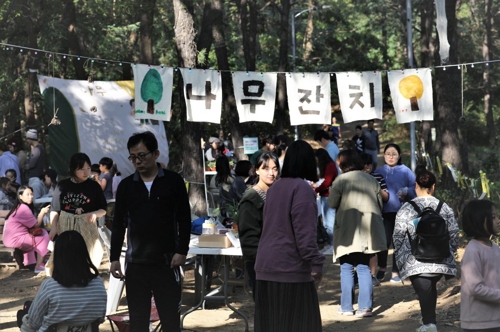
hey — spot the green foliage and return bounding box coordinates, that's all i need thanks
[0,0,498,184]
[380,113,410,144]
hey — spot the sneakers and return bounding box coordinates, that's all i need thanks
[34,265,45,274]
[376,270,385,282]
[416,323,437,332]
[336,307,354,316]
[320,245,333,255]
[390,276,402,283]
[372,275,381,286]
[355,308,373,317]
[337,307,373,317]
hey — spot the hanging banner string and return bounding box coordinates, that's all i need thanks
[2,41,500,75]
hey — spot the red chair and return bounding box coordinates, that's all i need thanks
[107,299,161,332]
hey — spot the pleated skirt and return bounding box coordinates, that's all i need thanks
[46,211,103,275]
[254,280,322,332]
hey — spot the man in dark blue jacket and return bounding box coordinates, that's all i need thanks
[110,131,191,332]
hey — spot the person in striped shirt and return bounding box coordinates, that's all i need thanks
[361,153,389,287]
[20,230,106,332]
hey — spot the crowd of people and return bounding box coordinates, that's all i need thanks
[4,119,500,332]
[219,119,498,332]
[2,129,124,275]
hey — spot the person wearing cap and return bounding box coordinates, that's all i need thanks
[205,137,221,161]
[0,142,21,184]
[25,129,46,181]
[7,136,27,180]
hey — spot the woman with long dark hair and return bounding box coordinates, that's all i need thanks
[375,143,416,283]
[238,152,279,298]
[3,186,50,273]
[254,140,324,332]
[20,231,107,331]
[48,153,107,270]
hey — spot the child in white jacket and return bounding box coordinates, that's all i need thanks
[461,199,500,332]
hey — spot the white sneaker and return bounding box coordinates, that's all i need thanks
[416,323,437,332]
[320,245,333,255]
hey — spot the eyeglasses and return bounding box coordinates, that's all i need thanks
[384,153,399,158]
[128,151,153,163]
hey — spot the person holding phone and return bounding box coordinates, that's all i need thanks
[3,186,51,273]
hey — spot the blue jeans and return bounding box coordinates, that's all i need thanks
[339,253,373,311]
[320,196,336,246]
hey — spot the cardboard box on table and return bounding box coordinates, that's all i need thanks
[198,234,232,248]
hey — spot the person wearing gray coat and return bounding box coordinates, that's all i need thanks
[328,150,386,317]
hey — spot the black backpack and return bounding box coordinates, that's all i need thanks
[407,200,451,262]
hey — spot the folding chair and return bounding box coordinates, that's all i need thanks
[107,314,130,332]
[107,311,162,332]
[51,319,101,332]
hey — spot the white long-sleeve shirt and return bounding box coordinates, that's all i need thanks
[461,239,500,330]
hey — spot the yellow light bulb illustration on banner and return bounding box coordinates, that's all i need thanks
[398,75,424,111]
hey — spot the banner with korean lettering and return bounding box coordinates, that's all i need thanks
[133,64,173,121]
[388,68,434,123]
[233,71,277,123]
[336,71,383,123]
[179,68,222,123]
[286,73,331,126]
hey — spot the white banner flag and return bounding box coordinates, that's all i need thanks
[133,64,173,121]
[233,71,277,123]
[286,73,331,126]
[179,68,222,123]
[336,71,383,123]
[37,76,169,177]
[388,68,434,123]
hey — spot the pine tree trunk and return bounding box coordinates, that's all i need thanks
[434,0,469,187]
[483,0,495,146]
[275,0,291,135]
[302,0,314,62]
[19,0,39,126]
[138,0,156,64]
[173,0,206,216]
[62,0,87,79]
[236,0,258,71]
[196,2,213,67]
[211,0,246,161]
[419,0,434,158]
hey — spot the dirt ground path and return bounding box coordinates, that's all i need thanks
[0,249,462,332]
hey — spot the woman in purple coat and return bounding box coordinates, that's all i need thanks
[254,140,325,332]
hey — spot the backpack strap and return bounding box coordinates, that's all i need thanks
[409,200,422,214]
[435,200,444,214]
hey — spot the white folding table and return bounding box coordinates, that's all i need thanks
[181,245,249,331]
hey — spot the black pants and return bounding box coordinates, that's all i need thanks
[126,262,181,332]
[410,274,442,325]
[377,212,399,273]
[245,260,256,301]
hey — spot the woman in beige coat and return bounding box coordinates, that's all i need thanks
[328,150,386,317]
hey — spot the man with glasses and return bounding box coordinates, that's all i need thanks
[362,120,380,169]
[109,131,191,332]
